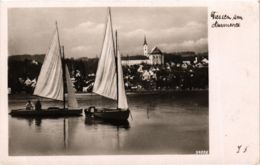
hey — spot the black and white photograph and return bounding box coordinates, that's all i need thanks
[1,1,259,165]
[8,7,209,155]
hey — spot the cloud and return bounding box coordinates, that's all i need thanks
[124,29,146,37]
[118,20,207,55]
[71,45,91,52]
[8,7,208,58]
[62,21,104,35]
[157,38,208,53]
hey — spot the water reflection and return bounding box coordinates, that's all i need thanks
[12,113,131,130]
[84,117,130,129]
[12,116,78,151]
[12,117,43,127]
[9,91,209,155]
[63,118,69,150]
[27,118,33,126]
[12,117,57,127]
[35,118,42,126]
[146,102,156,119]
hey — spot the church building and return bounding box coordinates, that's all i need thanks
[121,35,164,66]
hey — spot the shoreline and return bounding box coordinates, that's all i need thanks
[8,89,208,100]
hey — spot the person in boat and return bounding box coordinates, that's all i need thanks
[25,100,33,110]
[35,99,42,111]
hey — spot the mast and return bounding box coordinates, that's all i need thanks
[55,21,66,110]
[108,8,116,56]
[115,30,119,109]
[62,46,66,110]
[108,7,119,109]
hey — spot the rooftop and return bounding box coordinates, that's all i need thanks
[150,46,162,55]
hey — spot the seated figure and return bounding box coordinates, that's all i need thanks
[25,100,33,110]
[35,99,42,111]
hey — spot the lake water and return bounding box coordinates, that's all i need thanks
[9,91,208,155]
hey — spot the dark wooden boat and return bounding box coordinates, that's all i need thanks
[10,108,82,117]
[88,8,130,121]
[85,107,129,121]
[84,115,130,129]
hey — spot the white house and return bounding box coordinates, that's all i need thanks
[148,46,164,65]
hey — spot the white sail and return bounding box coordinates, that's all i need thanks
[33,31,64,101]
[117,51,129,110]
[93,9,129,110]
[93,12,117,100]
[65,65,79,108]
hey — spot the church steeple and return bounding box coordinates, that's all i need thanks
[143,35,148,56]
[143,35,147,45]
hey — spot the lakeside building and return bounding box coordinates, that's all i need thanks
[122,36,164,66]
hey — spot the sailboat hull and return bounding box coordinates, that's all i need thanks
[85,108,130,121]
[9,108,82,117]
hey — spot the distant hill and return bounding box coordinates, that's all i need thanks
[9,54,96,63]
[163,52,208,63]
[8,51,208,63]
[9,54,45,63]
[164,51,208,57]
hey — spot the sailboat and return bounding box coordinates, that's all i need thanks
[10,22,82,117]
[84,8,130,121]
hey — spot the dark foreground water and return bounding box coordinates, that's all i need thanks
[9,91,208,155]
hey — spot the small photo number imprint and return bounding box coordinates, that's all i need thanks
[195,150,209,154]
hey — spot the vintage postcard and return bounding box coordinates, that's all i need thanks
[0,0,259,165]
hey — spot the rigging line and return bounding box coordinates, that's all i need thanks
[55,21,63,65]
[93,7,109,79]
[108,7,116,58]
[109,7,119,109]
[56,21,66,110]
[115,30,119,109]
[62,46,66,110]
[98,8,109,59]
[93,7,111,98]
[130,110,133,120]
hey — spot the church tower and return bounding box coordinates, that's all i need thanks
[143,35,148,56]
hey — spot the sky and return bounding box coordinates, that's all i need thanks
[8,7,208,58]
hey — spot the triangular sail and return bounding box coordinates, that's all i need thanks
[93,8,129,110]
[33,31,64,101]
[65,65,79,108]
[117,51,129,110]
[93,11,117,100]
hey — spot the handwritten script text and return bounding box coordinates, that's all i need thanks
[211,11,243,28]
